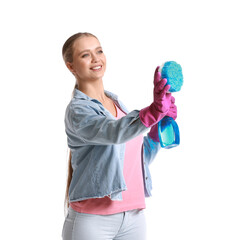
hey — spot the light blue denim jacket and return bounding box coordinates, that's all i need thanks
[65,89,161,202]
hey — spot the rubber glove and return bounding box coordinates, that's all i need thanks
[139,66,172,128]
[148,97,177,142]
[166,96,177,120]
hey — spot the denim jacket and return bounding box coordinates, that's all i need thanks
[65,89,161,202]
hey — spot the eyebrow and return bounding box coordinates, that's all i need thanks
[78,46,102,56]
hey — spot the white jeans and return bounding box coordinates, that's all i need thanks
[62,207,147,240]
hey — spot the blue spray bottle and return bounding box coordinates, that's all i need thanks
[158,61,183,149]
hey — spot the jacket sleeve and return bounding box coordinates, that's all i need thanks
[142,134,161,197]
[143,134,161,166]
[65,100,148,146]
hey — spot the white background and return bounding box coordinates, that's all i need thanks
[1,0,244,239]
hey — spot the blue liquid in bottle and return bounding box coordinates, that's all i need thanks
[158,116,180,149]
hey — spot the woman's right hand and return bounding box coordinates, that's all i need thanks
[139,66,173,128]
[153,66,172,114]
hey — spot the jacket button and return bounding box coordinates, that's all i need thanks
[145,177,148,180]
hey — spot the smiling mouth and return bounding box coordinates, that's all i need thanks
[90,65,102,71]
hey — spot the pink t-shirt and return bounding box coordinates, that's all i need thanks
[70,104,146,215]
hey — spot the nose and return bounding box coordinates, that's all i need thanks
[91,52,99,62]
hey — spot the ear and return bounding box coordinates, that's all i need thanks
[66,62,76,75]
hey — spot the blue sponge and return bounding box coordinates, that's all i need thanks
[161,61,183,92]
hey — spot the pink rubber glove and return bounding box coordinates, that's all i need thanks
[139,66,172,128]
[148,96,177,142]
[166,96,177,120]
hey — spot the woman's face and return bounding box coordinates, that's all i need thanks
[68,36,106,82]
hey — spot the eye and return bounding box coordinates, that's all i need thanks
[97,50,103,54]
[81,53,89,58]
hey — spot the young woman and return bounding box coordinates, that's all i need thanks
[61,32,177,240]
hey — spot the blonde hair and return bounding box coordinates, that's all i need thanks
[62,32,98,63]
[62,32,98,91]
[62,32,98,210]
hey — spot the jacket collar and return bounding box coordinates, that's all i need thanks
[73,88,119,102]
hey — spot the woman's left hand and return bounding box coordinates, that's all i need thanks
[166,96,177,120]
[148,96,177,142]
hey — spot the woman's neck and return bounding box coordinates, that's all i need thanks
[77,79,107,103]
